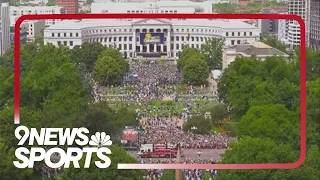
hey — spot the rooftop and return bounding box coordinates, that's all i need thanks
[227,42,289,57]
[46,19,259,30]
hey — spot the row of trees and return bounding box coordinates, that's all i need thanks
[0,42,143,179]
[214,48,320,179]
[212,1,286,14]
[178,38,224,85]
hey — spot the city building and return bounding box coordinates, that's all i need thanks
[27,20,46,42]
[57,0,79,14]
[287,0,310,47]
[9,6,66,27]
[0,2,10,55]
[91,0,216,14]
[10,23,28,45]
[43,18,260,59]
[258,7,288,42]
[229,0,265,7]
[222,41,289,70]
[309,0,320,50]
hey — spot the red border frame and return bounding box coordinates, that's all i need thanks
[14,13,306,170]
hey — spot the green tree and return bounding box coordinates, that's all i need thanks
[200,37,225,70]
[60,146,144,180]
[0,138,35,180]
[210,103,228,124]
[217,56,299,120]
[237,104,299,148]
[93,48,129,86]
[183,115,212,135]
[71,42,106,73]
[182,57,209,85]
[177,47,203,68]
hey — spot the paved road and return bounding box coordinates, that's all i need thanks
[127,148,225,162]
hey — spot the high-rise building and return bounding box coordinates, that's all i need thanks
[258,7,289,42]
[57,0,79,14]
[10,6,66,27]
[0,2,10,55]
[309,0,320,50]
[287,0,310,47]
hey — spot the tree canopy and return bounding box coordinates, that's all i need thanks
[0,42,139,179]
[215,48,320,179]
[93,48,129,86]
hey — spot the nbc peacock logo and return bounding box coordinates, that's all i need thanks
[89,132,113,147]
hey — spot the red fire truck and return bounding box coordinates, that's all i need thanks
[137,143,180,158]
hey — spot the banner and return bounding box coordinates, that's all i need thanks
[122,129,138,141]
[140,32,164,44]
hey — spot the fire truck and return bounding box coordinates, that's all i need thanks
[137,143,180,158]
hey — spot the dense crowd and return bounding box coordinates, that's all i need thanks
[142,159,218,180]
[139,116,233,149]
[99,63,215,102]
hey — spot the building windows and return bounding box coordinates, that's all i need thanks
[64,33,66,37]
[129,44,132,50]
[58,33,60,37]
[124,44,127,50]
[114,37,116,41]
[129,36,132,41]
[70,41,73,46]
[119,37,122,41]
[226,32,229,36]
[232,32,234,36]
[76,33,78,37]
[124,37,127,41]
[52,33,54,37]
[238,32,240,36]
[57,41,61,45]
[244,32,247,36]
[237,40,241,44]
[176,44,179,50]
[176,36,179,41]
[250,32,252,36]
[231,40,235,45]
[70,33,72,37]
[63,41,67,46]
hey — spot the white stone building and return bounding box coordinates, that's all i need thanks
[91,0,219,14]
[27,20,46,42]
[44,18,260,59]
[0,3,10,55]
[9,6,66,27]
[222,42,289,70]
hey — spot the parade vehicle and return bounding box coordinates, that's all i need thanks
[121,126,140,151]
[137,143,181,158]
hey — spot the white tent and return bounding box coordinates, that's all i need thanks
[211,70,222,79]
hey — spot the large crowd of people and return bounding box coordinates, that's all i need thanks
[142,159,218,180]
[139,116,233,149]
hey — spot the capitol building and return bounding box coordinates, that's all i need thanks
[44,18,260,59]
[43,0,261,59]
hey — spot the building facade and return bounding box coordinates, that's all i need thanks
[27,20,46,42]
[309,0,320,50]
[287,0,310,46]
[222,42,289,70]
[9,6,66,27]
[0,3,10,55]
[57,0,79,14]
[44,19,260,59]
[258,7,288,42]
[10,23,28,45]
[91,0,215,14]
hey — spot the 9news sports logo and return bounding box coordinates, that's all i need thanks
[13,126,112,169]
